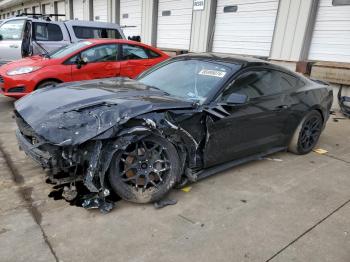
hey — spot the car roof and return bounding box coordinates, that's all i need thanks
[64,20,123,30]
[175,52,302,76]
[86,39,157,48]
[176,52,268,65]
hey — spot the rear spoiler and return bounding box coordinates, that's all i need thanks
[338,85,350,118]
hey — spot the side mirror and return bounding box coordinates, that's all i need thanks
[226,93,248,105]
[0,34,3,41]
[75,55,87,69]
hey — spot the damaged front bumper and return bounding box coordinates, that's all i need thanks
[16,127,116,213]
[16,129,53,168]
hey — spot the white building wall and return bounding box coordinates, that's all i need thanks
[189,0,216,53]
[270,0,318,62]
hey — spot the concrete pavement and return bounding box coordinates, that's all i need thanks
[0,95,349,262]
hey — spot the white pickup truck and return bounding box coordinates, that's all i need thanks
[0,14,126,65]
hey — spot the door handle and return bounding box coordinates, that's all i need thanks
[9,44,19,48]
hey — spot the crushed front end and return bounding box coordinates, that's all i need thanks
[15,111,116,212]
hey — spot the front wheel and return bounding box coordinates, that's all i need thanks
[108,135,181,203]
[288,110,323,155]
[36,80,59,90]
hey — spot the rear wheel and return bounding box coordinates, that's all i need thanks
[288,110,323,155]
[108,135,181,203]
[36,80,59,90]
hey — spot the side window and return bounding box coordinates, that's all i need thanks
[80,44,118,63]
[222,70,275,100]
[222,69,299,101]
[121,44,149,60]
[73,26,122,39]
[278,72,298,91]
[0,19,25,40]
[148,49,161,58]
[33,23,63,41]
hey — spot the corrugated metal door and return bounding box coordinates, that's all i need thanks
[212,0,279,57]
[308,0,350,62]
[56,1,66,21]
[157,0,193,50]
[73,0,84,20]
[120,0,142,38]
[42,3,51,14]
[33,6,40,14]
[93,0,108,22]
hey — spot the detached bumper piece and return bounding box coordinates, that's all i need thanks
[338,86,350,118]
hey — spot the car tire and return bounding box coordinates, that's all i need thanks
[36,80,59,90]
[288,110,323,155]
[108,135,181,203]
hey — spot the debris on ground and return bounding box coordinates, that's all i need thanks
[81,194,115,214]
[154,199,177,209]
[333,117,346,122]
[313,148,329,154]
[181,186,192,193]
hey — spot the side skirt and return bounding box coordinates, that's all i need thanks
[195,147,287,181]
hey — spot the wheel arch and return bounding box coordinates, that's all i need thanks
[35,78,63,90]
[309,105,325,123]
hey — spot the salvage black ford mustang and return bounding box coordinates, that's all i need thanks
[14,53,333,211]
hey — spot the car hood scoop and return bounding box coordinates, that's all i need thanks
[15,77,193,145]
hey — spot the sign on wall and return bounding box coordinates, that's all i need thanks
[193,0,205,10]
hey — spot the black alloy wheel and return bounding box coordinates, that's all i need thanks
[108,135,181,203]
[298,114,323,152]
[289,110,324,155]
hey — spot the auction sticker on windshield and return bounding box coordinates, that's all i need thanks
[198,69,227,78]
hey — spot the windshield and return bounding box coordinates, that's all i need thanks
[138,59,236,104]
[49,41,93,59]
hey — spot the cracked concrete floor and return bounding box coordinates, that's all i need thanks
[0,95,349,262]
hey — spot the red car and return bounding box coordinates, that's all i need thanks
[0,39,169,98]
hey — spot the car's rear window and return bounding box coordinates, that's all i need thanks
[73,26,122,39]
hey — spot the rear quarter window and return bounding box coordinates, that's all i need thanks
[73,26,122,39]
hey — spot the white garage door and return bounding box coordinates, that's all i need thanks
[73,0,84,20]
[308,0,350,63]
[93,0,108,22]
[157,0,193,50]
[120,0,142,38]
[42,3,51,14]
[33,6,40,14]
[56,1,66,21]
[212,0,279,57]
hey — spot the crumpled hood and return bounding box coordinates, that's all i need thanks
[15,78,193,145]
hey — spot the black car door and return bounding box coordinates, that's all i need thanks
[203,68,296,168]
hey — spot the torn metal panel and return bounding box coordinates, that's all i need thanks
[338,86,350,118]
